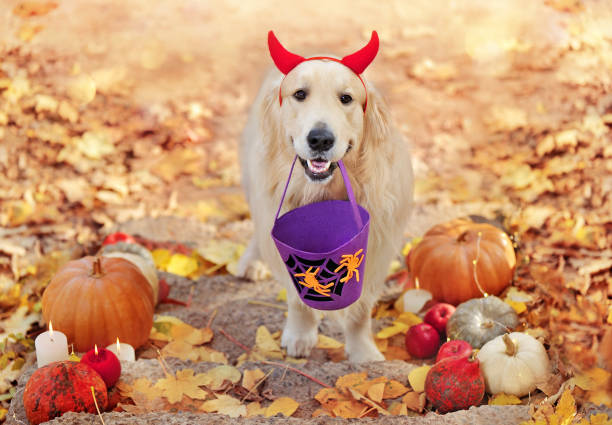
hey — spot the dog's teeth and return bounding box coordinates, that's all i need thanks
[307,160,331,173]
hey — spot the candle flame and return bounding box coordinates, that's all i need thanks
[49,322,54,336]
[94,344,98,356]
[116,337,121,355]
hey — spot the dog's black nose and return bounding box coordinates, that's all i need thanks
[307,128,335,152]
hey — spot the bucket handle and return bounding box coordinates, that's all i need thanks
[274,156,363,229]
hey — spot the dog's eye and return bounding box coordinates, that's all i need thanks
[340,94,353,105]
[293,90,307,101]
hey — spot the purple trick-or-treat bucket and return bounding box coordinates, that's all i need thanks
[271,156,370,310]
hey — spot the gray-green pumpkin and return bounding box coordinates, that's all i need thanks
[446,296,519,348]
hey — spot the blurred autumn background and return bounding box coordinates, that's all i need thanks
[1,0,611,422]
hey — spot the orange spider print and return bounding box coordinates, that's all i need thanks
[294,266,334,296]
[334,248,364,283]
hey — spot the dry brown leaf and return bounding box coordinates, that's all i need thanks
[347,388,390,416]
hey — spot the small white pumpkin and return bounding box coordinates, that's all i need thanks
[477,332,550,397]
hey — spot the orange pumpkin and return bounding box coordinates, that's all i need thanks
[42,256,154,351]
[408,219,516,305]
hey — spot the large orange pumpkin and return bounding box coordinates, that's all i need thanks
[408,219,516,305]
[42,256,154,351]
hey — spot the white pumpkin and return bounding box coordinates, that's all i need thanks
[477,332,550,397]
[101,242,159,304]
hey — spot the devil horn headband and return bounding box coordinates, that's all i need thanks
[268,31,379,75]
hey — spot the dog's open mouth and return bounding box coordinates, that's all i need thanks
[299,157,337,181]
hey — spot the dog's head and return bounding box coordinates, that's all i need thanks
[268,31,379,183]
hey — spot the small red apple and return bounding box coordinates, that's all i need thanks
[405,323,440,359]
[436,340,472,363]
[424,303,456,336]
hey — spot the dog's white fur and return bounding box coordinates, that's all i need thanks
[238,59,413,362]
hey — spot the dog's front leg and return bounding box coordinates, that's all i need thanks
[281,289,319,358]
[344,299,385,363]
[236,237,270,281]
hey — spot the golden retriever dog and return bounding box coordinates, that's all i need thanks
[237,32,413,362]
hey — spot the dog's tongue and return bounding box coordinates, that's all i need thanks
[308,159,331,173]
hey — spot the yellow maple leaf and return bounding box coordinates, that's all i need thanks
[130,377,163,400]
[161,341,200,362]
[408,365,431,393]
[489,393,522,405]
[264,397,299,417]
[572,367,610,391]
[154,369,209,403]
[316,334,344,349]
[171,322,213,345]
[242,368,266,392]
[200,394,246,418]
[197,240,245,275]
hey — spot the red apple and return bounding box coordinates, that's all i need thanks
[436,340,472,363]
[405,323,440,359]
[424,303,456,336]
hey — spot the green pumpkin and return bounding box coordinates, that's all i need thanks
[446,296,518,348]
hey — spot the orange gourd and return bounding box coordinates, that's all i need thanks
[408,219,516,305]
[42,256,154,351]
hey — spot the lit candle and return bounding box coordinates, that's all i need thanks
[81,345,121,387]
[106,337,135,362]
[35,322,69,368]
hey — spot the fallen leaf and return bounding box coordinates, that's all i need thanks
[199,365,241,391]
[316,334,344,349]
[246,401,266,417]
[242,368,266,392]
[366,382,386,404]
[376,322,410,339]
[154,369,209,403]
[408,365,431,393]
[166,253,199,277]
[264,397,299,417]
[254,326,284,359]
[332,399,369,419]
[402,391,427,413]
[383,380,409,399]
[200,394,246,418]
[489,393,522,405]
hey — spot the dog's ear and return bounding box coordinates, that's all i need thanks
[362,83,390,150]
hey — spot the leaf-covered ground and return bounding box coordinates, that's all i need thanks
[0,0,611,423]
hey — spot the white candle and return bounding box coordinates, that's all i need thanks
[35,323,69,368]
[106,337,135,362]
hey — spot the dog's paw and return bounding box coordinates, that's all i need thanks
[238,259,270,281]
[281,324,318,358]
[346,340,385,363]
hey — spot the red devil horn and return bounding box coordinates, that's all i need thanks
[341,31,379,74]
[268,31,305,74]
